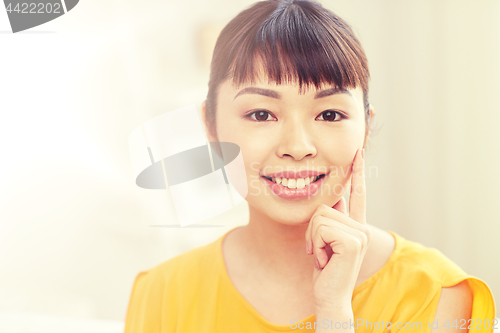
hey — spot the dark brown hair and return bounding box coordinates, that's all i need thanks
[205,0,372,144]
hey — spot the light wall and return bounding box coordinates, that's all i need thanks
[0,0,498,321]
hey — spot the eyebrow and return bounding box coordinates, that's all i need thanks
[234,87,280,100]
[233,87,352,100]
[314,88,352,99]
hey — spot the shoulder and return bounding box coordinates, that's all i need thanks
[371,232,470,318]
[385,233,495,326]
[132,235,224,296]
[124,235,225,332]
[390,232,468,287]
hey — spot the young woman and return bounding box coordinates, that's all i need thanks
[124,0,496,332]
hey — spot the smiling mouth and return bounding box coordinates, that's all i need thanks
[262,174,326,189]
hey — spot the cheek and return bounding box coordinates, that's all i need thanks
[319,122,364,153]
[216,121,271,159]
[317,127,363,184]
[214,123,267,200]
[215,132,265,199]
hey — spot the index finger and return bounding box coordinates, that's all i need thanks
[348,148,366,224]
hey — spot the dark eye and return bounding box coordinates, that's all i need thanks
[248,110,276,122]
[316,110,345,122]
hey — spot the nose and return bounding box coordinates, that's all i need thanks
[276,118,317,160]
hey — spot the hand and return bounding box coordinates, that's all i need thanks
[305,148,371,313]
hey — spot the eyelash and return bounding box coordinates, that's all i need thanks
[245,110,347,122]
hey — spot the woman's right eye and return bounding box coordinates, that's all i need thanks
[247,110,276,122]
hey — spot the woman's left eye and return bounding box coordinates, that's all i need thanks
[316,110,345,122]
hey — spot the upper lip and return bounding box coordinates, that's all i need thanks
[261,170,326,179]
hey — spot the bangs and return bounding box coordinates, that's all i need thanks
[217,1,369,92]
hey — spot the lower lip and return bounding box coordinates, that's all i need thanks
[261,176,326,199]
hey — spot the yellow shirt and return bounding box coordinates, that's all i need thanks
[124,228,496,332]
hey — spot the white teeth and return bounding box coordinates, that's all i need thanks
[287,179,297,189]
[268,176,322,189]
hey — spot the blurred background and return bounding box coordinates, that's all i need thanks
[0,0,498,328]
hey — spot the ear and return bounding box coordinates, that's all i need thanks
[368,104,376,124]
[363,104,376,149]
[201,100,217,143]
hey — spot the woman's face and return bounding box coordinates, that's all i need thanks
[207,73,368,225]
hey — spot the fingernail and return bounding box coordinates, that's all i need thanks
[361,148,365,159]
[306,242,310,255]
[315,258,320,269]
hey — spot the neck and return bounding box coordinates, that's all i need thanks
[238,205,316,280]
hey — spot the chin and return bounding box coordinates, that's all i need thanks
[263,207,314,226]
